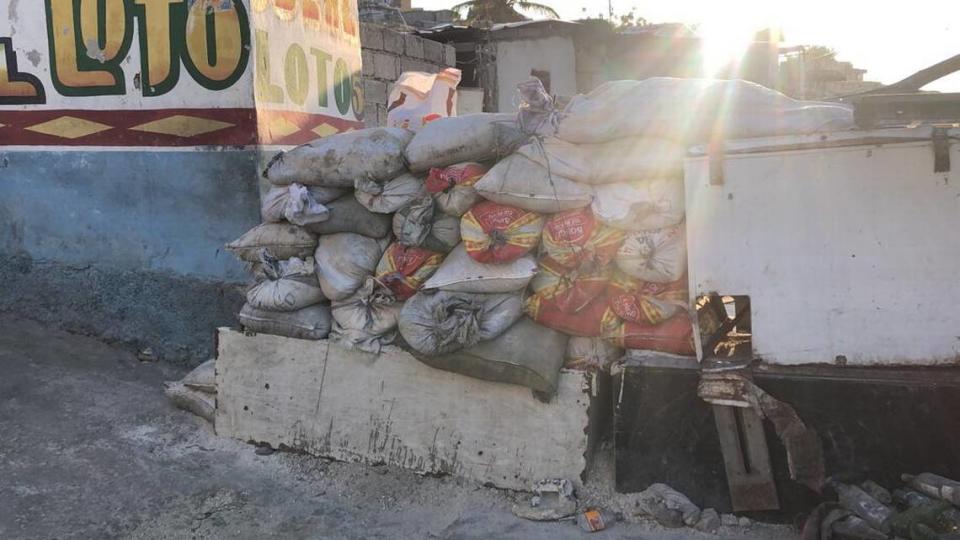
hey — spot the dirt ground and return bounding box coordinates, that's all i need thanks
[0,315,799,539]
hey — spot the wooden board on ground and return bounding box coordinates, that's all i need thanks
[215,328,596,490]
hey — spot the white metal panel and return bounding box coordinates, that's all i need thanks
[685,131,960,365]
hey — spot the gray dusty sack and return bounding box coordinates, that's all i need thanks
[413,318,568,397]
[405,113,516,172]
[304,194,392,238]
[264,127,414,187]
[398,290,523,356]
[238,302,332,340]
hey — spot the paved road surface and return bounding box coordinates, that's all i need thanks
[0,315,798,539]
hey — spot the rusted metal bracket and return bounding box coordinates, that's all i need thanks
[702,367,780,512]
[708,137,726,185]
[700,371,826,512]
[933,127,951,173]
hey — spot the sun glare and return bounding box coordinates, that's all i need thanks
[697,21,758,77]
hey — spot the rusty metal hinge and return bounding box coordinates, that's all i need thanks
[933,127,951,173]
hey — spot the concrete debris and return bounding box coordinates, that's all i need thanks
[635,483,701,528]
[164,382,215,423]
[694,508,721,533]
[511,479,577,521]
[181,359,216,394]
[254,443,275,456]
[721,513,739,527]
[738,516,752,527]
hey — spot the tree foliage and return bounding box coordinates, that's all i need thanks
[451,0,560,26]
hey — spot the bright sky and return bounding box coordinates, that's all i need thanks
[414,0,960,91]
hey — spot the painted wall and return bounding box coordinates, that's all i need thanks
[494,36,577,113]
[0,0,363,363]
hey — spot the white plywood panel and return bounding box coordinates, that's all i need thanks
[215,328,592,490]
[685,133,960,366]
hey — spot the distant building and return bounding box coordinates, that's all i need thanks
[779,47,883,99]
[415,20,783,113]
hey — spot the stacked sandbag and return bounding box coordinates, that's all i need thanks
[228,127,422,342]
[220,78,854,393]
[523,208,623,344]
[331,277,402,354]
[493,78,706,365]
[231,250,330,340]
[426,162,488,217]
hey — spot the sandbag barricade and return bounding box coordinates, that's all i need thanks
[229,75,842,388]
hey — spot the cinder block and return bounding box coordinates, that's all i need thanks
[360,23,384,51]
[400,57,436,76]
[423,39,445,64]
[364,103,380,128]
[403,34,425,59]
[443,44,457,67]
[377,104,388,126]
[363,78,388,106]
[382,27,404,54]
[372,52,398,81]
[361,50,375,77]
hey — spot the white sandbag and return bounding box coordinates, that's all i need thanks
[423,244,536,293]
[354,174,426,214]
[405,113,516,172]
[616,224,687,283]
[413,318,568,397]
[314,233,390,301]
[556,78,855,144]
[180,359,216,394]
[304,194,392,238]
[246,256,325,312]
[330,278,403,354]
[474,154,593,213]
[225,223,317,262]
[565,337,623,372]
[399,290,524,356]
[393,197,461,253]
[264,127,414,187]
[261,184,345,223]
[238,302,332,340]
[516,136,686,185]
[592,178,685,232]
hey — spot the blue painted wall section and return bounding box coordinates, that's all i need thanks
[0,149,261,362]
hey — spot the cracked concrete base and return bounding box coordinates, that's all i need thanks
[0,314,798,539]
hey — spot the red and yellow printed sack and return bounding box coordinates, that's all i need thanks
[606,271,689,325]
[425,162,488,193]
[461,201,544,264]
[375,243,444,300]
[529,256,610,314]
[602,312,695,356]
[426,162,488,217]
[524,292,619,338]
[541,208,624,269]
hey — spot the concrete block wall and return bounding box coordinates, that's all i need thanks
[360,23,456,127]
